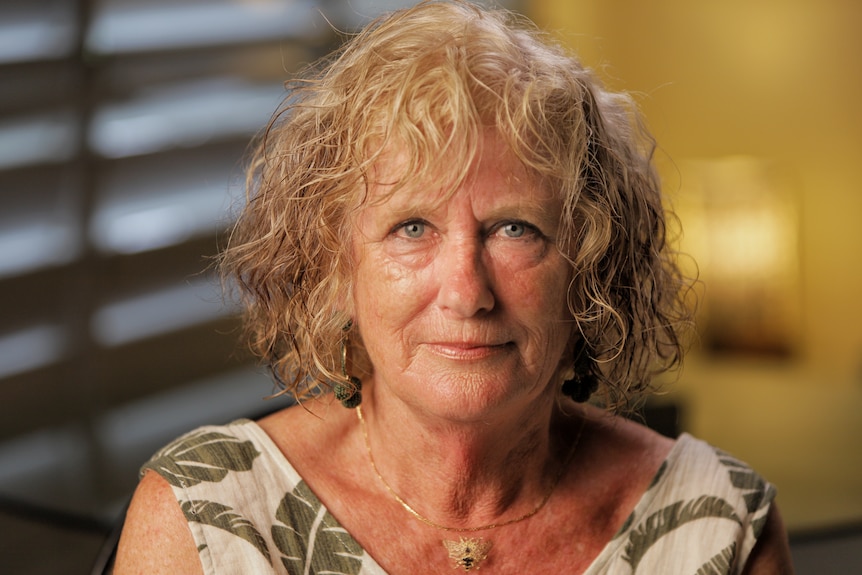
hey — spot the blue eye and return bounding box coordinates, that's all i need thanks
[400,221,425,238]
[501,222,526,238]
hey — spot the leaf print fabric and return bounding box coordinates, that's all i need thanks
[143,428,260,488]
[271,481,363,575]
[141,422,775,575]
[717,450,777,539]
[623,496,741,570]
[140,420,387,575]
[582,433,776,575]
[182,500,272,563]
[695,542,738,575]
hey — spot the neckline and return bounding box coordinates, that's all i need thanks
[235,418,693,574]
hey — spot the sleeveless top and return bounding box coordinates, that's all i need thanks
[141,419,775,574]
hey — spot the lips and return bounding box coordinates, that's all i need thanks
[424,341,513,361]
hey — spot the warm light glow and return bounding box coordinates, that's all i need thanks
[677,156,801,355]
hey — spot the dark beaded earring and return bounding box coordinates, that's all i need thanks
[561,342,598,403]
[561,371,598,403]
[335,321,362,408]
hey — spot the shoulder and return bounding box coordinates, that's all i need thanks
[575,404,675,488]
[581,410,789,573]
[257,396,351,438]
[114,471,203,574]
[669,434,780,525]
[256,397,361,475]
[115,414,315,575]
[558,405,674,537]
[114,418,290,575]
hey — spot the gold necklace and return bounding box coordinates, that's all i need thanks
[356,405,584,571]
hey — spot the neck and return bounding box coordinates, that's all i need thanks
[356,388,574,529]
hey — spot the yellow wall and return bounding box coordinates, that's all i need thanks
[530,0,862,531]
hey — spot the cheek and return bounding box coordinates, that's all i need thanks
[352,253,429,330]
[502,259,574,349]
[498,253,571,313]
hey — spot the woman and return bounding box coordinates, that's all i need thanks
[115,1,794,573]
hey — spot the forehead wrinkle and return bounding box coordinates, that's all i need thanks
[367,180,445,214]
[365,165,560,237]
[365,165,454,217]
[361,134,559,225]
[468,159,562,233]
[482,194,560,228]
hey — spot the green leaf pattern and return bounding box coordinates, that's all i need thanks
[717,450,777,536]
[182,499,272,563]
[695,541,738,575]
[611,460,669,542]
[608,436,777,574]
[142,429,261,488]
[141,421,368,574]
[271,480,363,575]
[141,424,776,574]
[623,495,741,570]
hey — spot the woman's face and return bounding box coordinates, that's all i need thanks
[351,137,573,422]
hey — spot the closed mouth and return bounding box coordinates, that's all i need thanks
[424,341,513,360]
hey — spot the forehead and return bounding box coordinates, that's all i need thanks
[362,135,552,211]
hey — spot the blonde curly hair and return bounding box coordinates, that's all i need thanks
[221,0,693,411]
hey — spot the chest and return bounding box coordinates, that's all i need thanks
[330,488,627,575]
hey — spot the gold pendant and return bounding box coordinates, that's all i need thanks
[443,537,492,571]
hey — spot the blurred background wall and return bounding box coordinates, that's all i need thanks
[531,0,862,530]
[529,0,862,570]
[0,0,859,573]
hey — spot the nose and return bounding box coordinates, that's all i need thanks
[436,237,495,317]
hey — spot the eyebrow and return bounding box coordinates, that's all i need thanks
[360,164,561,229]
[483,201,562,233]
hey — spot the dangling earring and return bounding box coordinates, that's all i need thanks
[334,321,362,408]
[561,342,598,403]
[561,371,598,403]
